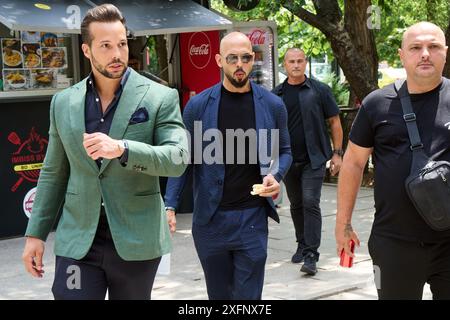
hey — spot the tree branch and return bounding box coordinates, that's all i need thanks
[282,0,330,33]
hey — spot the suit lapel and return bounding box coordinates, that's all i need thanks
[69,78,99,173]
[205,83,221,131]
[99,70,150,174]
[252,82,265,145]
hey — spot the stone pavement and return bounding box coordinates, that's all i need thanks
[0,184,432,299]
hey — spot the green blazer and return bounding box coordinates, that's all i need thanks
[25,69,188,261]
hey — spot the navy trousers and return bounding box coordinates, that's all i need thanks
[51,214,161,300]
[192,206,269,300]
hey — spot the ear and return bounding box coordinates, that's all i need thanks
[81,43,91,60]
[398,48,404,65]
[215,53,223,68]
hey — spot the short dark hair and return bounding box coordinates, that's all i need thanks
[81,4,126,46]
[283,48,306,61]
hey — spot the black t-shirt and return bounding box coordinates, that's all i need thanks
[282,81,310,163]
[350,78,450,242]
[218,86,266,210]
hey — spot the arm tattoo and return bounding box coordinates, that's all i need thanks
[344,224,353,238]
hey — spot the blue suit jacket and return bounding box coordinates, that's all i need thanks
[165,82,292,225]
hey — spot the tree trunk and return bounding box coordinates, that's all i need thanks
[282,0,378,100]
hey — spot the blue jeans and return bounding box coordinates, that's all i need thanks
[283,162,326,261]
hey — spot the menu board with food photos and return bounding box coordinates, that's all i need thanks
[1,31,70,92]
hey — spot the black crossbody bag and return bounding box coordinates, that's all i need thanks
[395,80,450,231]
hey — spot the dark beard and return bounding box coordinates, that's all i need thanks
[225,71,249,88]
[92,56,127,79]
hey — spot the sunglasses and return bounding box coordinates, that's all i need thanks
[224,53,254,64]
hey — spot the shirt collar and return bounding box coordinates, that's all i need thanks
[283,74,311,89]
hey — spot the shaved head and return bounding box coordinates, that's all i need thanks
[220,31,253,55]
[401,21,446,49]
[215,31,255,92]
[398,21,448,93]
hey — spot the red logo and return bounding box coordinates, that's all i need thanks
[23,187,37,218]
[247,29,266,45]
[9,127,48,192]
[188,32,212,70]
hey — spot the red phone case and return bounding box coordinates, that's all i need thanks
[340,239,355,268]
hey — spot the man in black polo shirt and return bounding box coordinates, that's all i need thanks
[336,22,450,299]
[273,48,343,275]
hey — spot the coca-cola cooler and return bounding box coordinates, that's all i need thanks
[232,21,279,91]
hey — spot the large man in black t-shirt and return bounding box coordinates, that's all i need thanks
[164,32,292,299]
[273,48,343,275]
[336,22,450,299]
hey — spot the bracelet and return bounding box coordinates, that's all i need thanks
[333,149,344,157]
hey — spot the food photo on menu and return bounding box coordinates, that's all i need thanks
[2,39,23,68]
[2,69,30,91]
[40,32,58,47]
[22,43,41,68]
[41,47,67,69]
[30,68,57,89]
[21,31,41,43]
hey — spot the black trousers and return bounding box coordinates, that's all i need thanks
[52,214,161,300]
[368,233,450,300]
[283,162,326,260]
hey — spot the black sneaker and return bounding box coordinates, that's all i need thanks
[300,254,317,275]
[291,247,304,263]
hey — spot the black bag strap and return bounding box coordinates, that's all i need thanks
[394,80,429,172]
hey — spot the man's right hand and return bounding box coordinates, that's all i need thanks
[166,209,176,234]
[22,236,45,278]
[335,222,360,258]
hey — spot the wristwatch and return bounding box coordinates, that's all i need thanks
[165,206,176,212]
[118,140,129,165]
[333,149,344,157]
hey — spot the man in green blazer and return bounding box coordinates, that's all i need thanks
[21,4,188,300]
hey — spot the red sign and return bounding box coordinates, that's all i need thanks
[180,31,221,107]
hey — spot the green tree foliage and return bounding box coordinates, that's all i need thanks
[213,0,449,68]
[375,0,449,67]
[211,0,331,64]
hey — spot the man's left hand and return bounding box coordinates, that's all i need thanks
[330,154,342,176]
[83,132,124,160]
[258,174,280,197]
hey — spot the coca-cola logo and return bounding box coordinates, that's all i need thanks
[247,29,266,45]
[190,44,209,56]
[188,32,212,70]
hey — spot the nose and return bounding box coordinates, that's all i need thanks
[112,45,123,61]
[421,47,430,60]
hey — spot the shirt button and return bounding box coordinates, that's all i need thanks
[99,174,104,179]
[101,202,105,206]
[100,118,104,123]
[96,98,99,102]
[218,180,223,185]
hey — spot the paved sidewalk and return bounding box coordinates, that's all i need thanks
[0,184,431,299]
